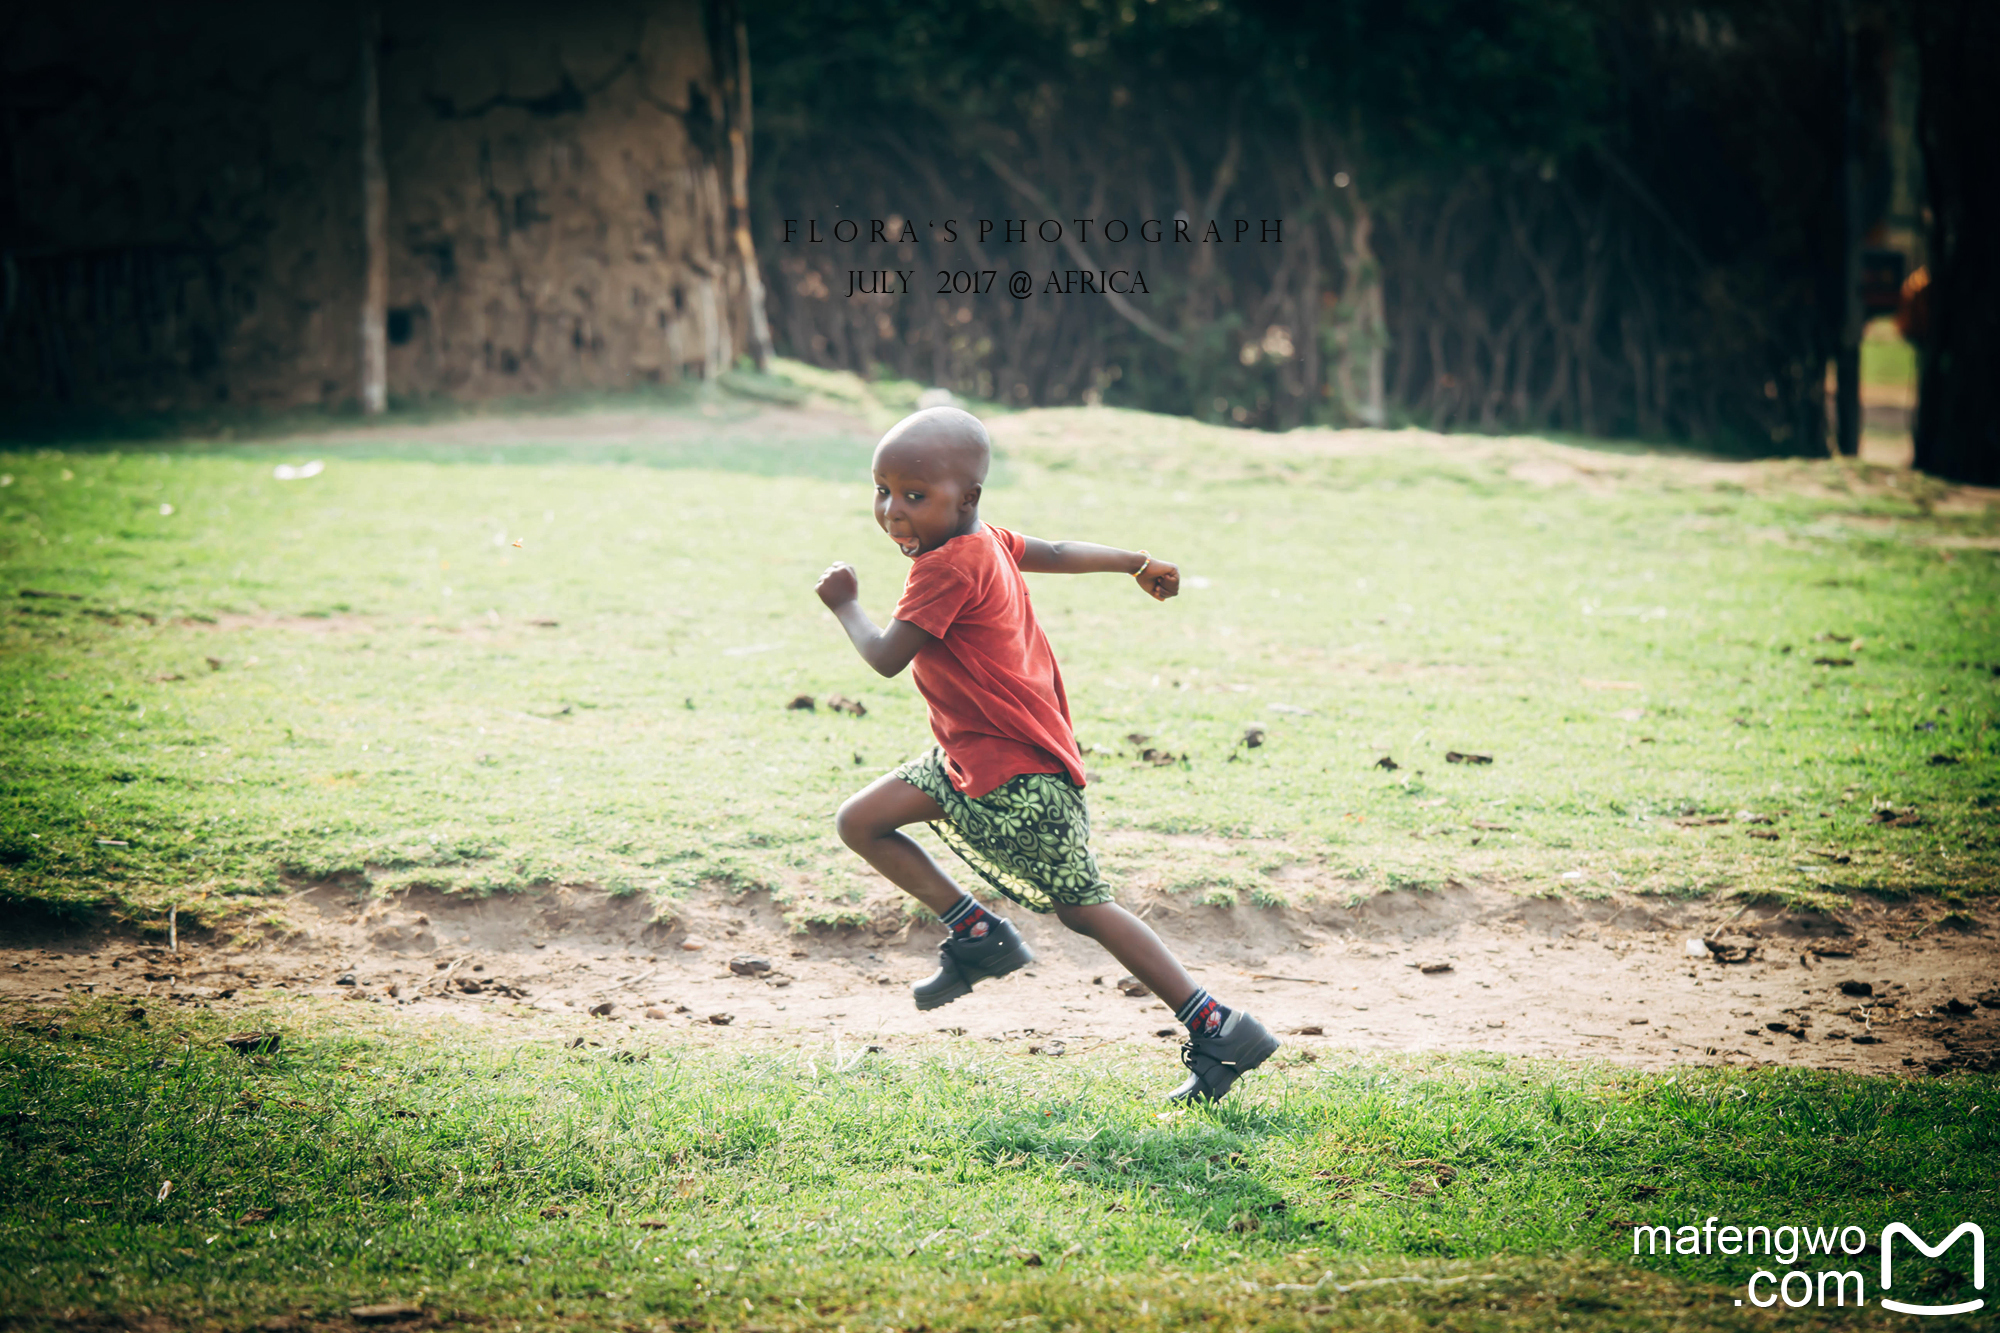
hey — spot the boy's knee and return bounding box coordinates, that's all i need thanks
[1053,903,1100,937]
[833,798,872,851]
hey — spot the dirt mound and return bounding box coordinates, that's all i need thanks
[4,879,1994,1075]
[297,882,681,956]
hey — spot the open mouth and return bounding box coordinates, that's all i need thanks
[889,533,922,557]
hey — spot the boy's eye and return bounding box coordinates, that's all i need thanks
[905,492,923,502]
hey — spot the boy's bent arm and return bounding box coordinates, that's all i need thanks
[1018,537,1180,600]
[832,604,932,677]
[816,560,931,676]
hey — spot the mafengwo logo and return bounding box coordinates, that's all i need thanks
[1881,1224,1985,1317]
[1630,1218,1984,1313]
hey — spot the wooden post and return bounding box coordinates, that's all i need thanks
[728,14,775,371]
[358,8,389,415]
[1834,0,1864,457]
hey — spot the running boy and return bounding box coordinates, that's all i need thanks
[814,406,1278,1103]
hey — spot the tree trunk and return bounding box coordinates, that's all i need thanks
[1299,222,1322,422]
[357,8,388,415]
[1318,189,1385,428]
[1346,197,1386,426]
[1911,0,2000,483]
[728,16,774,371]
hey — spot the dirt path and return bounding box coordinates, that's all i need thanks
[7,881,1995,1077]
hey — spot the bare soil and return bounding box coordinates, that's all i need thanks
[6,876,1995,1077]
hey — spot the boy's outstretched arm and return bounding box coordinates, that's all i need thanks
[1018,538,1180,601]
[815,562,932,677]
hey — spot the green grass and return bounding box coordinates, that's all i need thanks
[4,395,1996,1329]
[2,1004,1993,1330]
[1,392,1996,932]
[1863,319,1917,389]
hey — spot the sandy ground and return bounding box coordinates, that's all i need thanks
[6,878,1995,1077]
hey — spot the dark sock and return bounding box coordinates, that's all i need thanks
[1175,988,1231,1039]
[940,894,994,939]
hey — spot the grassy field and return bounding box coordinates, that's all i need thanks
[4,382,1998,1332]
[2,1002,1993,1331]
[1,369,1994,933]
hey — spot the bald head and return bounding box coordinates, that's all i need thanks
[873,406,991,487]
[869,406,991,557]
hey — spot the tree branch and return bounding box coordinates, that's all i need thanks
[979,149,1185,351]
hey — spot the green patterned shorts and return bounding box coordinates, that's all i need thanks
[892,746,1114,915]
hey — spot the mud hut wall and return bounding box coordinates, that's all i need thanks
[0,0,739,416]
[1,4,364,412]
[381,1,741,401]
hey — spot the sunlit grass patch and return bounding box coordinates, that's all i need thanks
[0,1003,1991,1329]
[0,398,1994,925]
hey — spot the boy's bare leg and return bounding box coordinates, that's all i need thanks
[1052,901,1198,1012]
[834,774,966,917]
[1058,900,1276,1104]
[838,774,1037,1012]
[835,781,1198,1011]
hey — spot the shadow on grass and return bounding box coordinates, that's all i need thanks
[0,381,704,448]
[1,1007,1990,1297]
[6,371,1831,486]
[0,384,885,484]
[231,430,882,482]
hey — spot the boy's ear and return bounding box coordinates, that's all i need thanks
[961,482,982,510]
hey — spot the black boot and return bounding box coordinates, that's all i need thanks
[1167,1010,1280,1103]
[912,915,1034,1010]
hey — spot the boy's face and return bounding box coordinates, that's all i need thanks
[873,456,979,557]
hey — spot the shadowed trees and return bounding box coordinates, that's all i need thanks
[748,0,1985,477]
[1910,0,1999,484]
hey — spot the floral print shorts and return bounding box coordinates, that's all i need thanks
[892,746,1114,915]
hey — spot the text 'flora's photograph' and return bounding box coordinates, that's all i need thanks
[1,2,1995,1330]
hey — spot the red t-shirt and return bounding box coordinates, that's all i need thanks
[892,523,1086,797]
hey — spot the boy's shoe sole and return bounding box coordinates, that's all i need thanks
[1167,1010,1280,1104]
[913,916,1034,1010]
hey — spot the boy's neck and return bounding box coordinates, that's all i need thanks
[939,513,983,546]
